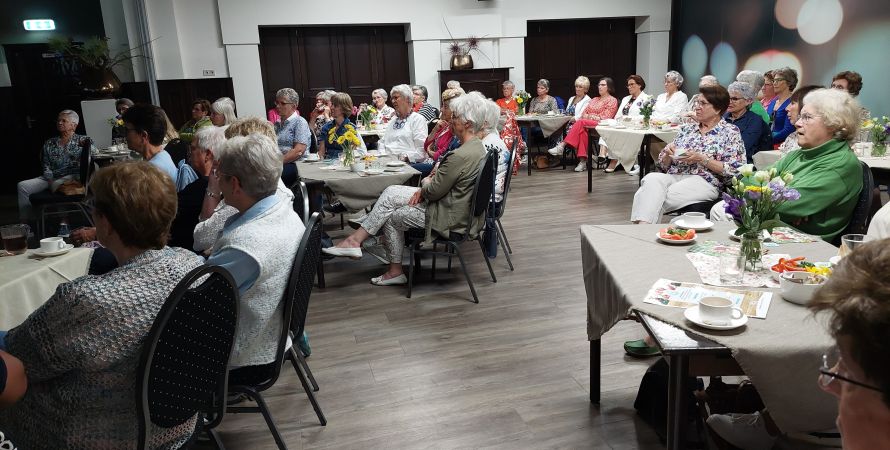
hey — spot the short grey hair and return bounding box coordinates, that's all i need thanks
[664,70,684,88]
[774,66,799,90]
[390,84,413,103]
[727,81,756,101]
[115,98,134,109]
[537,78,551,90]
[215,133,283,199]
[371,88,388,100]
[803,89,862,142]
[699,75,718,88]
[211,97,237,125]
[482,95,501,134]
[276,88,300,106]
[449,91,488,134]
[59,109,79,125]
[736,70,765,93]
[502,80,515,89]
[446,80,461,89]
[194,125,226,155]
[411,85,428,100]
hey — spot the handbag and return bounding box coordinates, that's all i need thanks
[57,180,85,196]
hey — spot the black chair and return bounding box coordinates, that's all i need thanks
[832,160,877,246]
[227,213,327,450]
[30,137,94,238]
[290,180,325,288]
[405,150,498,303]
[165,138,190,166]
[665,199,720,219]
[136,265,240,450]
[490,144,515,271]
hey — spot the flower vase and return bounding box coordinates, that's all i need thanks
[517,104,526,115]
[739,231,763,272]
[643,117,651,129]
[872,142,888,157]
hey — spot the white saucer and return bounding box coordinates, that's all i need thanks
[365,168,384,175]
[728,228,771,241]
[829,255,842,266]
[384,167,403,172]
[34,244,74,257]
[673,219,714,231]
[386,161,406,167]
[684,305,748,330]
[656,232,696,245]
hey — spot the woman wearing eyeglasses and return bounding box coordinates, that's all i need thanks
[378,84,427,163]
[274,88,312,187]
[723,81,771,164]
[767,67,798,146]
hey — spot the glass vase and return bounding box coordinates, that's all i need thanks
[739,231,763,272]
[872,142,888,157]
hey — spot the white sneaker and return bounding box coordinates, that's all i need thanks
[574,161,587,172]
[707,412,778,450]
[547,143,565,155]
[627,164,640,175]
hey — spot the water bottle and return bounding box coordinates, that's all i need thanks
[58,221,70,242]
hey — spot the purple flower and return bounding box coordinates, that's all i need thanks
[746,189,762,200]
[782,188,801,201]
[723,193,743,221]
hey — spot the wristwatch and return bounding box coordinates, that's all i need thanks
[206,190,220,198]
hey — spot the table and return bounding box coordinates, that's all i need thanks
[0,247,93,329]
[296,155,420,212]
[515,114,573,175]
[752,150,781,169]
[580,223,838,449]
[594,125,678,183]
[357,128,386,138]
[755,151,890,186]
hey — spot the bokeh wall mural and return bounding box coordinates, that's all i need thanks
[671,0,890,116]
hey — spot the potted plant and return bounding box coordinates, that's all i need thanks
[47,36,147,99]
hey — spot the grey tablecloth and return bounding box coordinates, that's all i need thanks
[515,114,573,138]
[0,248,93,329]
[297,156,420,211]
[580,223,837,432]
[595,126,678,172]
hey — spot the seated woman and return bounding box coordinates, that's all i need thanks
[631,85,745,224]
[767,66,797,146]
[17,109,95,221]
[601,74,652,173]
[274,88,312,187]
[210,97,237,127]
[378,84,427,163]
[777,85,821,155]
[319,92,367,160]
[496,80,518,112]
[110,98,133,144]
[524,78,559,147]
[500,108,527,175]
[711,89,863,242]
[831,70,870,123]
[0,162,204,448]
[0,350,26,409]
[760,70,777,110]
[178,98,213,143]
[309,90,335,140]
[545,76,592,155]
[370,88,396,125]
[651,71,688,124]
[723,81,771,164]
[415,88,464,177]
[412,85,439,123]
[553,77,619,172]
[321,93,489,286]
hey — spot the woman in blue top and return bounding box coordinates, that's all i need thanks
[319,92,367,160]
[767,67,797,146]
[274,88,312,186]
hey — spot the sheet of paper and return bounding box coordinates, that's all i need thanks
[643,278,773,319]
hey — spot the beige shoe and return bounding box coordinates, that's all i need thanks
[574,161,587,172]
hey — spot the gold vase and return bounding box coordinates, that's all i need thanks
[450,54,474,70]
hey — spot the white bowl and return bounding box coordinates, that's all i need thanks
[770,267,807,282]
[779,271,826,305]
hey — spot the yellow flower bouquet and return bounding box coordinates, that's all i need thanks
[334,124,362,168]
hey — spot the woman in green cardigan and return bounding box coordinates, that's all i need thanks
[322,92,489,286]
[178,98,213,143]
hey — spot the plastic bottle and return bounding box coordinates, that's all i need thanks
[58,221,70,241]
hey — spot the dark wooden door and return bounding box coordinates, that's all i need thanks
[525,18,637,102]
[258,25,409,118]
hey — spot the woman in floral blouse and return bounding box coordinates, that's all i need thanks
[16,110,95,221]
[631,85,745,224]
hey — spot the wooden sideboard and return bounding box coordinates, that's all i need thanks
[437,67,512,101]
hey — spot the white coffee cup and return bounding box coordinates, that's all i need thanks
[305,153,319,161]
[673,147,687,159]
[680,212,707,227]
[698,296,744,325]
[39,236,66,253]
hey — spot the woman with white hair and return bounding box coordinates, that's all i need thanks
[378,84,427,163]
[370,88,395,124]
[651,71,688,124]
[496,80,518,112]
[723,81,771,163]
[712,89,863,242]
[323,92,489,286]
[736,70,770,123]
[209,97,237,126]
[16,110,95,220]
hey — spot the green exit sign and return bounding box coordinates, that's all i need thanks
[23,19,56,31]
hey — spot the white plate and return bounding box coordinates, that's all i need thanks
[728,228,771,241]
[612,125,627,129]
[33,244,74,257]
[365,168,384,175]
[829,255,842,266]
[672,219,714,231]
[684,305,748,331]
[655,232,696,245]
[384,167,403,172]
[386,161,406,167]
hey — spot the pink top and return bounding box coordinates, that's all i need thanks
[582,96,619,120]
[425,126,454,161]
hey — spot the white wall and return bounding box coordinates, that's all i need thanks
[145,0,672,117]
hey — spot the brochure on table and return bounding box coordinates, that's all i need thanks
[643,278,772,319]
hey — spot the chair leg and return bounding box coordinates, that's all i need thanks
[316,259,325,289]
[431,243,437,281]
[207,428,226,450]
[497,219,512,254]
[497,228,514,271]
[287,352,326,426]
[38,205,46,240]
[477,238,498,283]
[290,347,319,392]
[406,242,415,299]
[230,387,291,449]
[450,243,479,303]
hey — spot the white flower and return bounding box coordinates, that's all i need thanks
[739,164,755,177]
[782,172,794,184]
[753,171,770,184]
[770,177,785,187]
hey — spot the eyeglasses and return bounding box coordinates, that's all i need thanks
[797,112,821,124]
[729,97,745,102]
[627,83,638,87]
[831,83,846,90]
[275,101,294,106]
[772,78,787,83]
[819,347,884,393]
[694,100,711,108]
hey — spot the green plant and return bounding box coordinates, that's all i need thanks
[48,36,147,70]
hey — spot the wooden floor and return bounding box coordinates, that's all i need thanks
[209,166,669,449]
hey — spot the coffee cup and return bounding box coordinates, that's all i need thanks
[39,236,66,253]
[305,153,320,161]
[680,212,707,227]
[698,296,744,325]
[672,147,688,159]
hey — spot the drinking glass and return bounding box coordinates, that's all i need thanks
[1,224,30,255]
[839,234,870,258]
[719,251,742,285]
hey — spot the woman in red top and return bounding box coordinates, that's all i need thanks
[496,81,518,112]
[559,77,619,171]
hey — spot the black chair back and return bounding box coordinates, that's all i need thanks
[470,149,497,219]
[839,161,876,237]
[78,137,93,193]
[493,141,516,220]
[290,181,310,224]
[289,212,323,339]
[136,265,239,449]
[165,138,190,166]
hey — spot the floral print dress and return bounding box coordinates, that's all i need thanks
[658,120,746,188]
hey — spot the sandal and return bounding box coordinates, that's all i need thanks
[623,339,661,358]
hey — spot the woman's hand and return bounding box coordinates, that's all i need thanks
[408,190,424,206]
[71,227,97,245]
[207,160,222,194]
[658,143,676,167]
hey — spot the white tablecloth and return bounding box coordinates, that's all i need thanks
[754,151,890,171]
[595,126,678,171]
[0,248,93,329]
[515,114,573,138]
